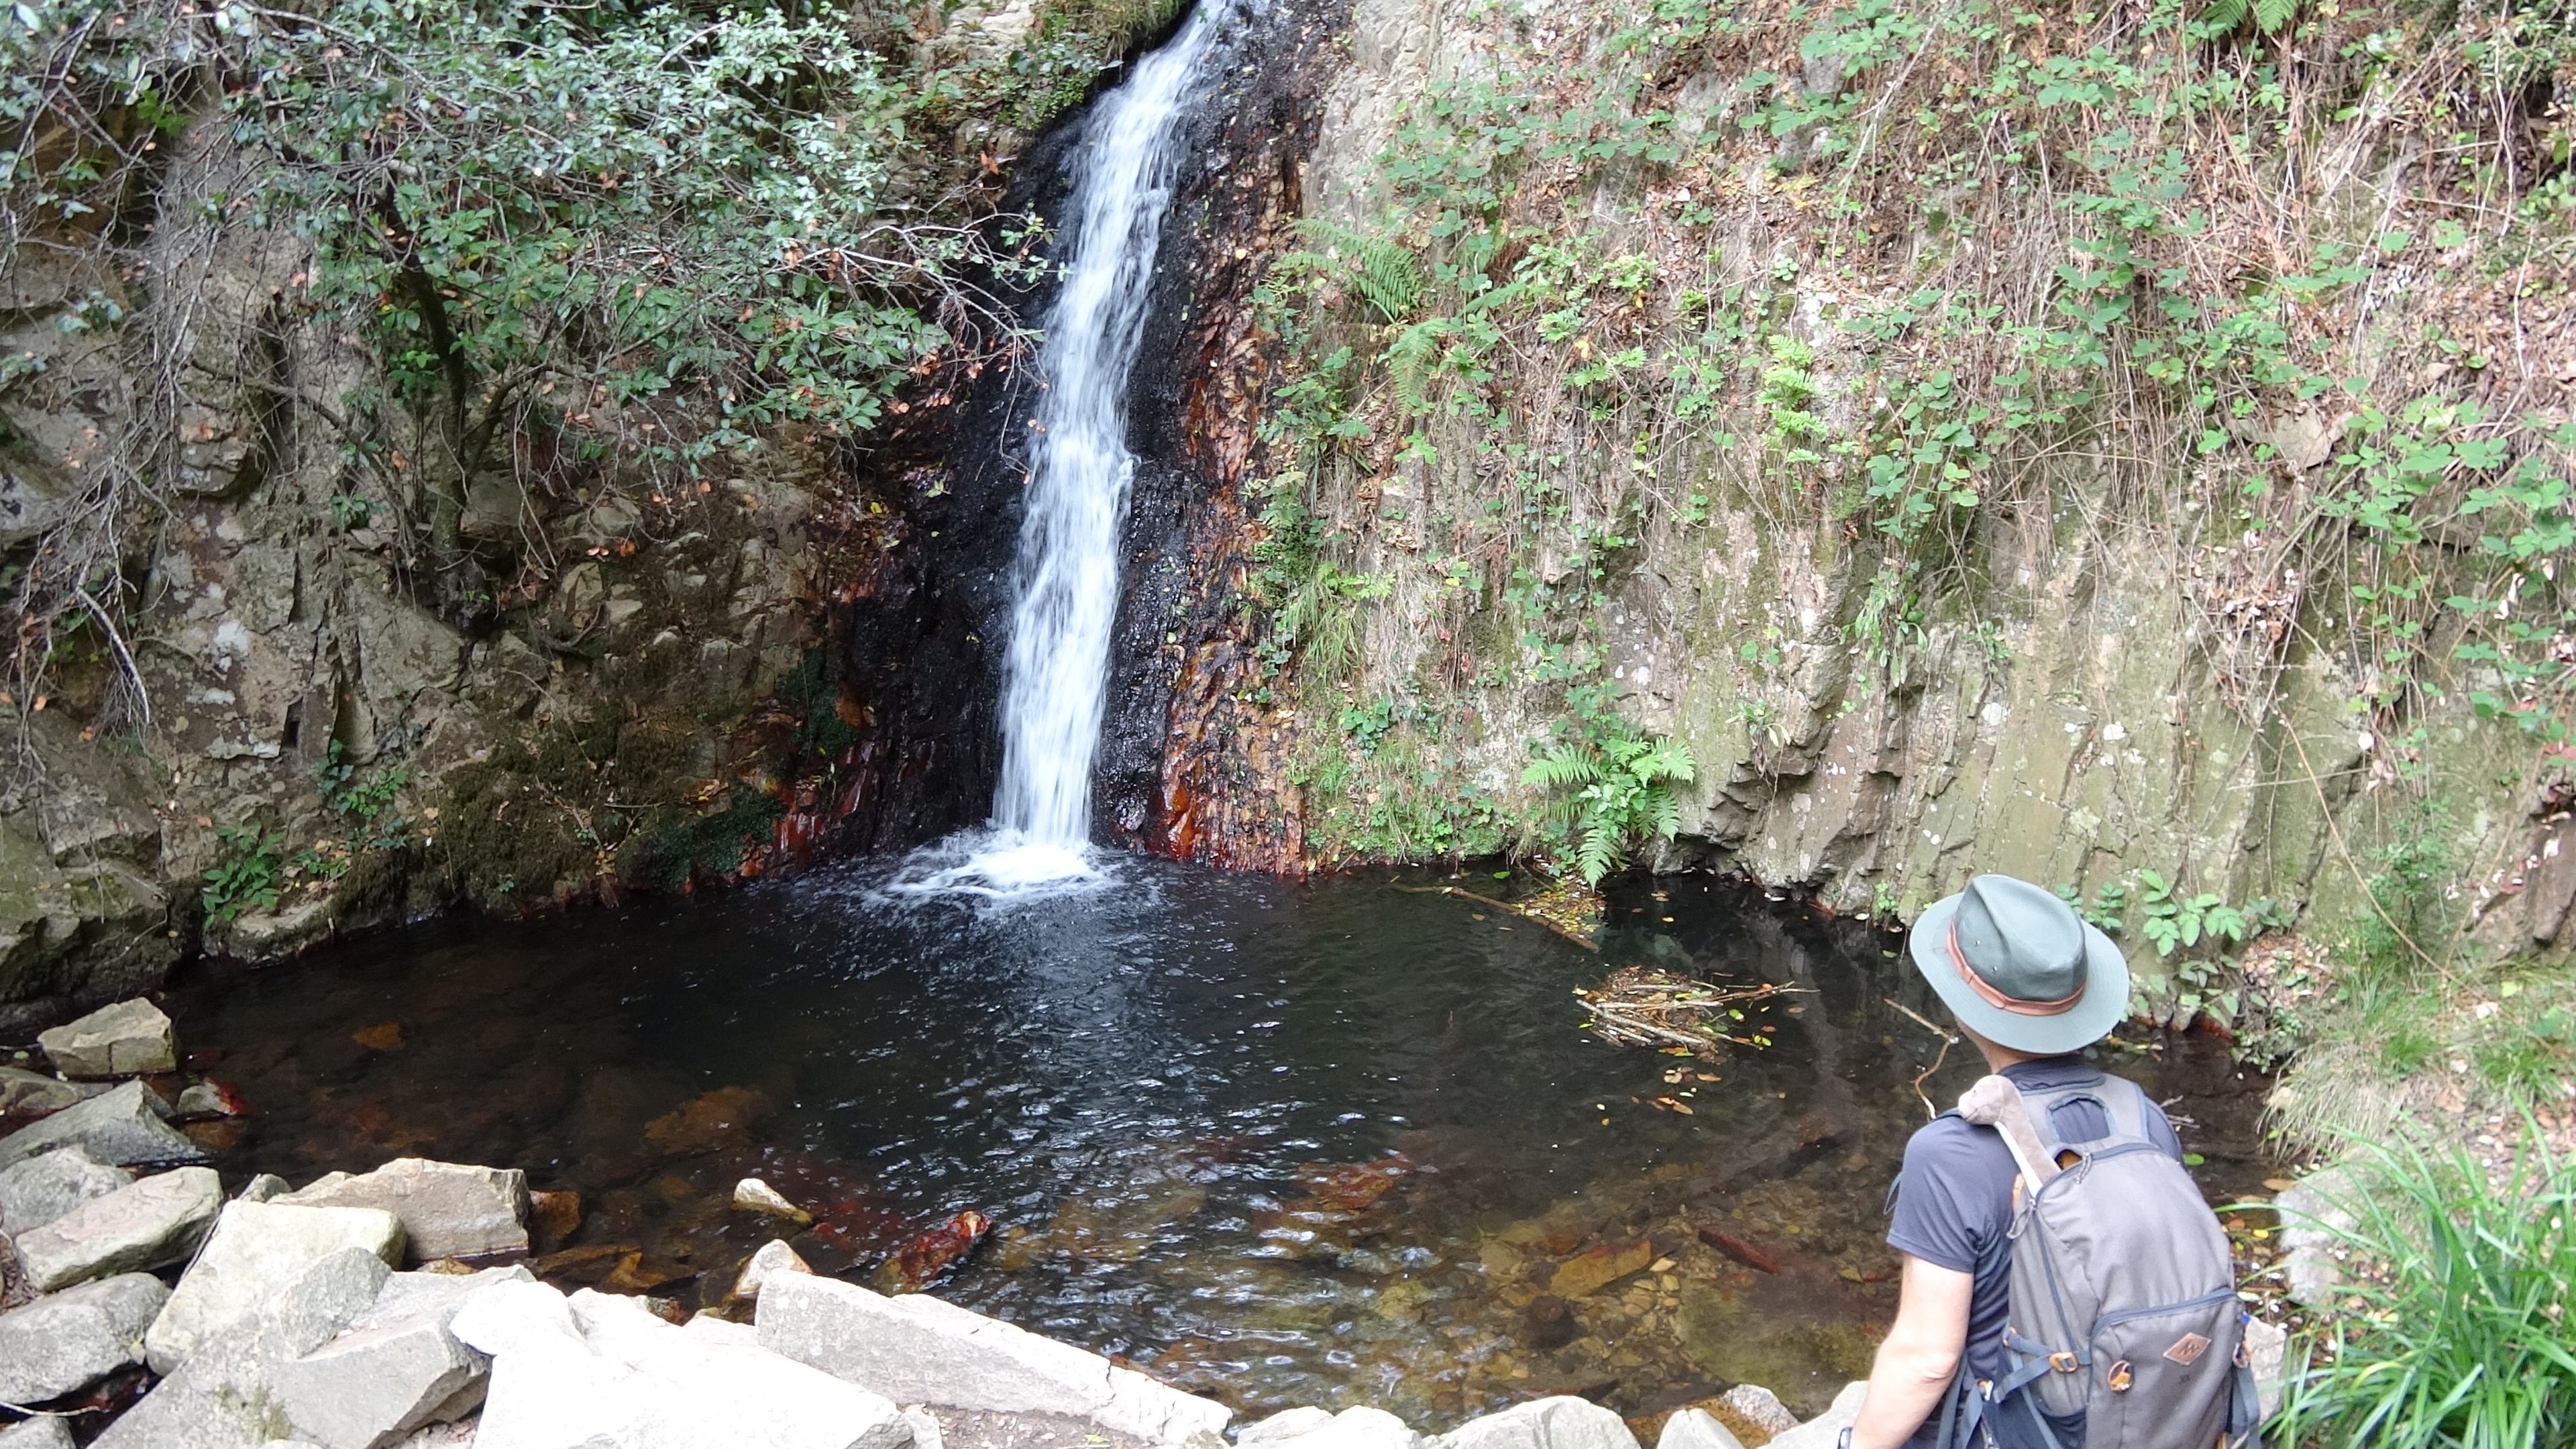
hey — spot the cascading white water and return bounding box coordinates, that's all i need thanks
[947,3,1230,892]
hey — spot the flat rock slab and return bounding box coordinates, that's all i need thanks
[278,1159,529,1262]
[0,1081,208,1171]
[0,1144,131,1234]
[94,1247,391,1449]
[756,1273,1230,1446]
[38,998,176,1078]
[0,1271,168,1403]
[926,1406,1157,1449]
[146,1199,406,1375]
[1434,1398,1641,1449]
[14,1165,221,1291]
[451,1277,914,1449]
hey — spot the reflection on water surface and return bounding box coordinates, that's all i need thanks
[166,861,2273,1428]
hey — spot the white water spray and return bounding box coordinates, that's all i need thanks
[935,4,1230,893]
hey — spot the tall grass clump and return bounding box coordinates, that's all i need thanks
[2273,1128,2576,1449]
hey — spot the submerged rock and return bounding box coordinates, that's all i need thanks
[37,999,177,1079]
[0,1272,169,1404]
[144,1199,407,1374]
[0,1144,131,1232]
[755,1272,1230,1446]
[276,1159,529,1261]
[871,1209,991,1295]
[93,1246,391,1449]
[1548,1239,1653,1299]
[0,1081,209,1170]
[13,1165,221,1291]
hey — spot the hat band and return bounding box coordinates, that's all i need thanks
[1948,923,2085,1016]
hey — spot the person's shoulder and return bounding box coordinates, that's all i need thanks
[1902,1111,2005,1169]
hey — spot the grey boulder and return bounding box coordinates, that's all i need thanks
[37,998,176,1078]
[1433,1399,1639,1449]
[0,1144,131,1233]
[145,1199,406,1374]
[266,1265,537,1449]
[0,1081,208,1171]
[13,1165,222,1291]
[1713,1389,1796,1441]
[1655,1411,1745,1449]
[1756,1385,1869,1449]
[277,1159,529,1261]
[1245,1407,1419,1449]
[2275,1167,2358,1310]
[1240,1410,1336,1448]
[0,1066,105,1113]
[93,1246,392,1449]
[756,1272,1228,1445]
[451,1277,914,1449]
[0,1272,169,1403]
[0,1419,76,1449]
[273,1311,488,1449]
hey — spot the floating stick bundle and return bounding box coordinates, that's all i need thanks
[1575,965,1805,1058]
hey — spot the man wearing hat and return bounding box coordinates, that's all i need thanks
[1841,874,2186,1449]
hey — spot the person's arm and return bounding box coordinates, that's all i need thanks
[1849,1254,1973,1449]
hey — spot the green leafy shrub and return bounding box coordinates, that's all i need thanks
[203,823,284,923]
[1521,729,1696,885]
[2273,1126,2576,1449]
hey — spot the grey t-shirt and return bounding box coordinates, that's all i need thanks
[1883,1055,2184,1445]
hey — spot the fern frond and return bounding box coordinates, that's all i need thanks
[1521,747,1603,788]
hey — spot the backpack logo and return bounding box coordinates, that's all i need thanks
[2164,1333,2212,1365]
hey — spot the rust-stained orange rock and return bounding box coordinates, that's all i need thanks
[872,1209,991,1294]
[351,1022,404,1051]
[529,1189,583,1250]
[1548,1238,1654,1298]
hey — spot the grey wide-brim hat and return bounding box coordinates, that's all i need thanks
[1908,874,2129,1055]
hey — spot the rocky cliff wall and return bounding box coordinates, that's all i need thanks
[1154,0,2576,997]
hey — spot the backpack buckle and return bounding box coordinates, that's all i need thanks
[2049,1351,2080,1374]
[2107,1360,2133,1392]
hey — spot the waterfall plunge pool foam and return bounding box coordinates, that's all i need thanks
[162,861,2277,1430]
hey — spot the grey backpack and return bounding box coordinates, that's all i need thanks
[1938,1071,2262,1449]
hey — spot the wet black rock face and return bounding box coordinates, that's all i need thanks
[822,0,1348,858]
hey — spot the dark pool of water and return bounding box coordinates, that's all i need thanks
[162,861,2276,1428]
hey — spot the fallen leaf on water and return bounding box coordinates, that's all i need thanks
[2263,1178,2298,1191]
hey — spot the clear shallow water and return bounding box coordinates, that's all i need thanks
[164,862,2274,1428]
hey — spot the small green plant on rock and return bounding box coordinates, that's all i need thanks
[203,823,284,923]
[1521,728,1696,885]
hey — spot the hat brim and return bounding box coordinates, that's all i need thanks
[1907,892,2131,1055]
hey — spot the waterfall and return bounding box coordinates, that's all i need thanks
[949,3,1229,892]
